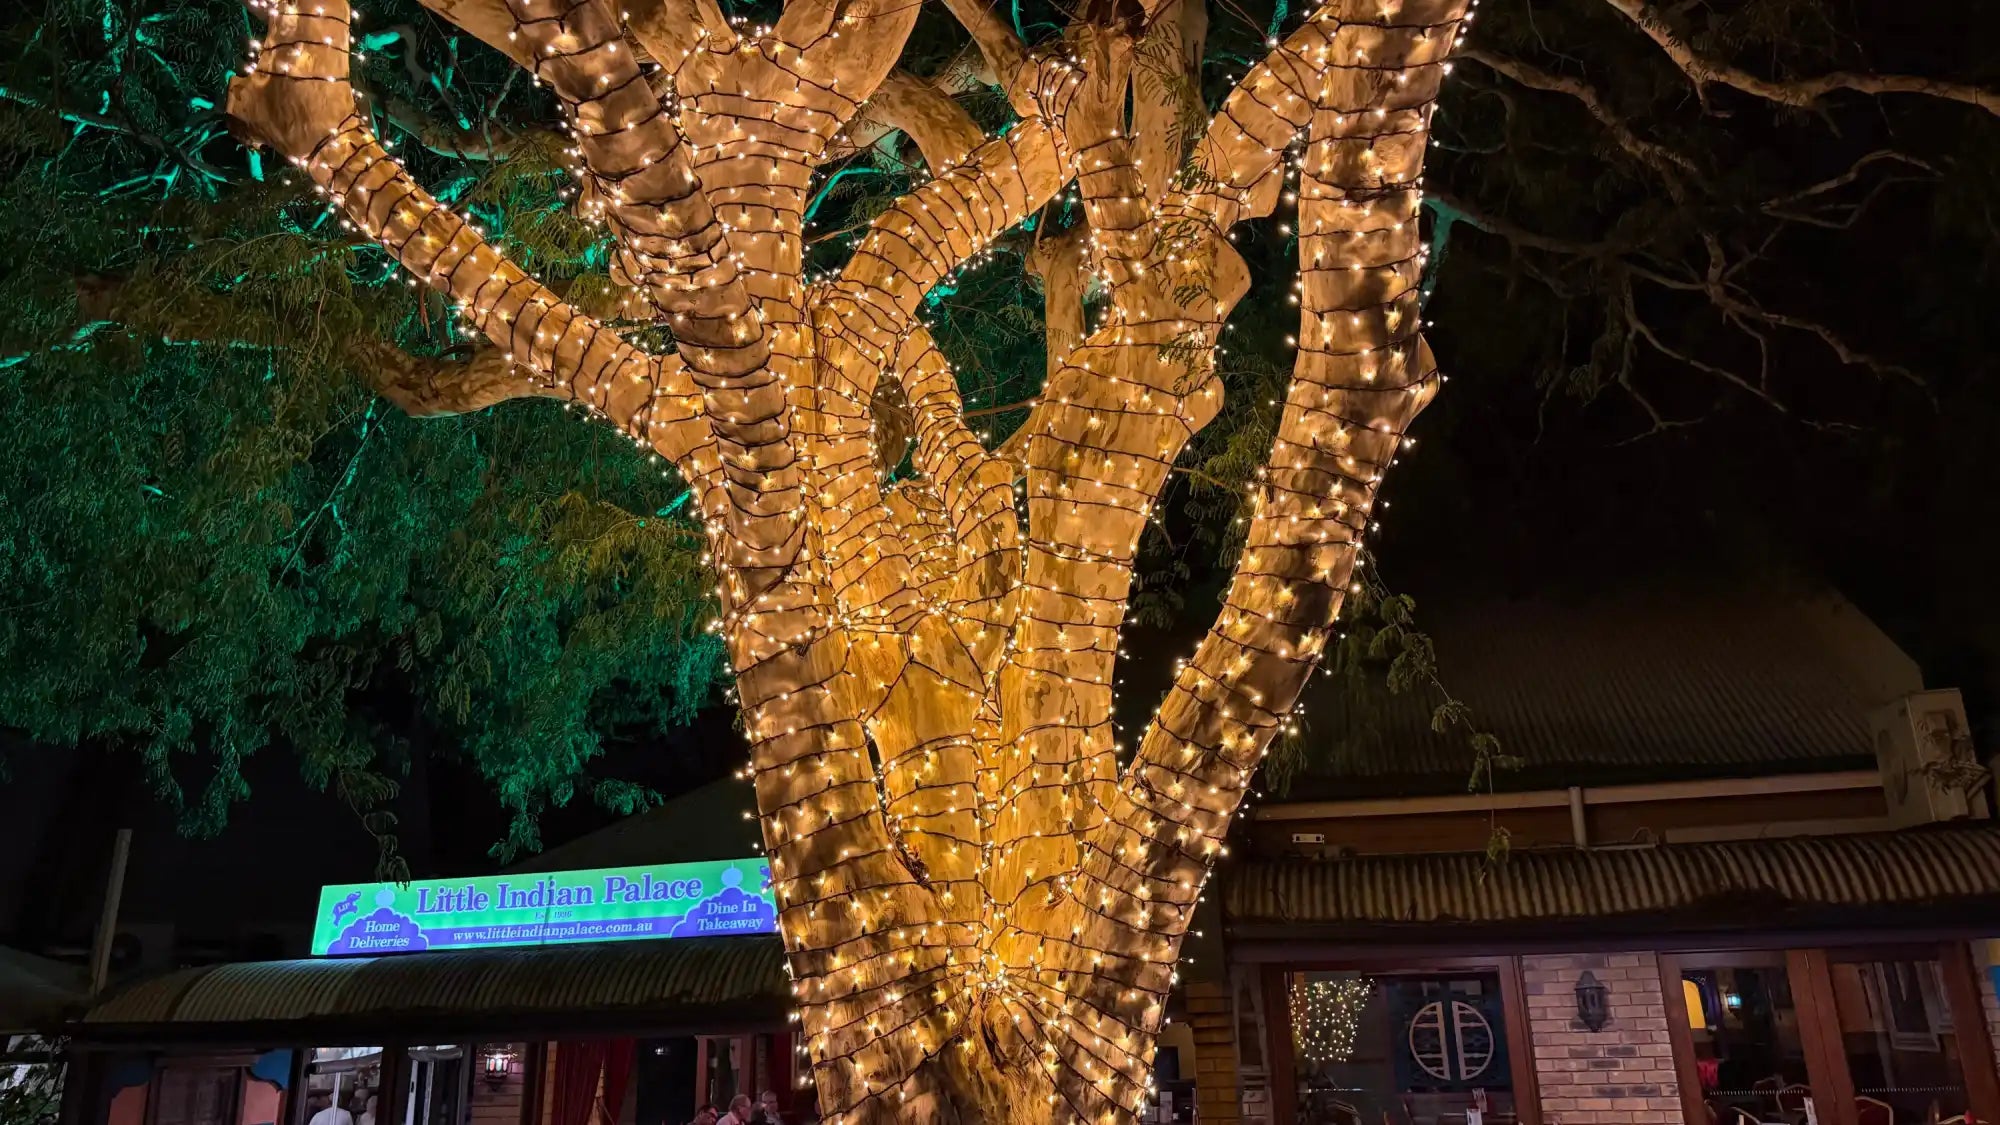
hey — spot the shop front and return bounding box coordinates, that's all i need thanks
[1208,825,2000,1125]
[62,858,805,1125]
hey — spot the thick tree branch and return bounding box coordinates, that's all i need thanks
[1025,227,1089,381]
[1598,0,2000,117]
[1130,0,1207,203]
[934,0,1030,109]
[830,71,987,173]
[1463,47,1699,190]
[991,5,1469,1121]
[347,340,563,415]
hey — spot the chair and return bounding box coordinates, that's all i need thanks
[1855,1095,1894,1125]
[1776,1086,1812,1117]
[1724,1106,1762,1125]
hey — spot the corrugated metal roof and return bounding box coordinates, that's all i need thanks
[1225,825,2000,933]
[0,944,84,1033]
[1291,590,1918,794]
[74,937,790,1044]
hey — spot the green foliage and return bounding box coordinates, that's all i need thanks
[0,1049,65,1125]
[9,0,1986,859]
[1,0,723,862]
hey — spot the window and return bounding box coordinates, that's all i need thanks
[1289,972,1516,1125]
[1828,958,1970,1125]
[1679,953,1816,1125]
[154,1068,239,1125]
[402,1047,466,1125]
[1667,947,2000,1125]
[302,1048,383,1125]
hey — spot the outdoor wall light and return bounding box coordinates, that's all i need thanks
[481,1046,516,1088]
[1575,970,1611,1032]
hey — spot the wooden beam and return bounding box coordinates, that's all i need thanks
[1656,953,1707,1125]
[1786,949,1859,1125]
[1938,943,2000,1125]
[1501,956,1545,1125]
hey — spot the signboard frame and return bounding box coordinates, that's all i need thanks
[310,858,777,956]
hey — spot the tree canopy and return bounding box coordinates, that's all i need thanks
[2,0,1994,865]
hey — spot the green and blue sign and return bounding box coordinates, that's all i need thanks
[311,858,777,956]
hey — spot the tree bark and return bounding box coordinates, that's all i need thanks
[223,0,1473,1119]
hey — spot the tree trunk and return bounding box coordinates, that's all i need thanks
[224,0,1472,1119]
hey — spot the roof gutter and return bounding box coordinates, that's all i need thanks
[1250,769,1882,822]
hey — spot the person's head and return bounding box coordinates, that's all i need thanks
[758,1092,778,1114]
[309,1096,327,1113]
[729,1095,753,1118]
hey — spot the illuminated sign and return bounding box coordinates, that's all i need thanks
[310,858,776,956]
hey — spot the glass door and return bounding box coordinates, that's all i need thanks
[1826,956,1970,1125]
[402,1048,466,1125]
[1678,951,1818,1125]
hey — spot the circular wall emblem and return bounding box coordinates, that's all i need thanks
[1407,999,1496,1082]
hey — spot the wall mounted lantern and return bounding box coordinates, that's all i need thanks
[1575,970,1611,1032]
[481,1045,516,1089]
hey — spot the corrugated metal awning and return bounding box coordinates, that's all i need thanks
[1225,824,2000,941]
[0,945,83,1034]
[71,937,791,1046]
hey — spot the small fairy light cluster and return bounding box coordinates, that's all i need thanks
[1292,977,1374,1067]
[226,0,1471,1117]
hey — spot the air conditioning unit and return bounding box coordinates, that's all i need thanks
[1872,689,1990,827]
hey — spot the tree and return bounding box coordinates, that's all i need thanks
[218,0,1465,1116]
[6,0,1997,1116]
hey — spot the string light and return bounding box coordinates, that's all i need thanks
[1292,977,1373,1066]
[225,0,1473,1117]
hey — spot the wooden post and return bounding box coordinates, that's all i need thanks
[1500,956,1544,1125]
[88,828,132,995]
[1939,943,2000,1125]
[1261,967,1297,1125]
[1787,950,1859,1125]
[1658,953,1707,1125]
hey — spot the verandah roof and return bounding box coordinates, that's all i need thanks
[1226,823,2000,944]
[69,936,791,1046]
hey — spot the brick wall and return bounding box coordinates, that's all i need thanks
[1187,980,1243,1125]
[1520,954,1683,1125]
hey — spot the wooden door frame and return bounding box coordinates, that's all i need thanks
[1260,965,1298,1125]
[1657,953,1709,1125]
[1498,956,1545,1125]
[1788,949,1860,1125]
[517,1044,546,1125]
[1937,942,2000,1125]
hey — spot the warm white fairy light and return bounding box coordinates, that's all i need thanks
[1292,978,1373,1066]
[225,0,1471,1118]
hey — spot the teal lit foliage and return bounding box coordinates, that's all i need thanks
[0,0,1496,853]
[10,0,1989,853]
[1,0,723,863]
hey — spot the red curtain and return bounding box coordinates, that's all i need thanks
[599,1041,636,1125]
[549,1042,608,1125]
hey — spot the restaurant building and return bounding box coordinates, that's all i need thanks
[1187,589,2000,1125]
[50,587,2000,1125]
[56,800,808,1125]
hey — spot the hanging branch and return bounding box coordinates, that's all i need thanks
[1595,0,2000,117]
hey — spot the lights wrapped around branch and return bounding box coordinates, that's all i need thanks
[226,0,1473,1117]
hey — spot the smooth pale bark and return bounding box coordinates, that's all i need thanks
[226,0,1470,1119]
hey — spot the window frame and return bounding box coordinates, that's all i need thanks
[1260,956,1542,1125]
[1662,944,2000,1125]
